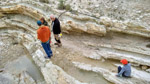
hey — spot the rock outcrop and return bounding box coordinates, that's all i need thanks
[0,0,150,84]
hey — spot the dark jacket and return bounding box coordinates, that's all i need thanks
[43,20,48,26]
[52,18,61,34]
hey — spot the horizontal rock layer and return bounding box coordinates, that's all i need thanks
[0,0,150,84]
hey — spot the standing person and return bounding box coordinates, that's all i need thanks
[50,14,62,47]
[117,59,131,77]
[37,20,53,59]
[40,17,52,44]
[40,17,48,26]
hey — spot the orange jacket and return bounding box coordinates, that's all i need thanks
[37,26,51,42]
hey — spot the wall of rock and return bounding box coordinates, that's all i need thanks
[40,0,150,37]
[0,0,150,84]
[1,0,150,37]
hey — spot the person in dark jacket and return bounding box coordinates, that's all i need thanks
[40,17,48,26]
[117,59,131,77]
[50,14,62,47]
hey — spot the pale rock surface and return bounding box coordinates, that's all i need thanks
[83,41,150,67]
[85,23,106,36]
[0,0,150,37]
[61,20,106,36]
[0,71,36,84]
[18,71,36,84]
[0,73,16,84]
[32,49,87,84]
[146,69,150,73]
[73,62,150,84]
[0,0,150,84]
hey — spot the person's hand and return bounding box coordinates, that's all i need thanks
[58,33,62,38]
[50,41,52,44]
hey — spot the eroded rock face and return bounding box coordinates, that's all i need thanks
[42,0,150,37]
[0,0,150,37]
[61,20,106,36]
[32,49,87,84]
[0,0,150,84]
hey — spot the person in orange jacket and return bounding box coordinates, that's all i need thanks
[37,20,53,59]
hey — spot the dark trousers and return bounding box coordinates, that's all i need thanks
[118,66,126,77]
[41,40,53,58]
[55,38,61,43]
[54,34,61,43]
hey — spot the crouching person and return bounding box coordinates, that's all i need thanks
[117,59,131,77]
[37,20,53,59]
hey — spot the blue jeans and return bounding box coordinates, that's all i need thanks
[118,66,126,77]
[41,40,53,58]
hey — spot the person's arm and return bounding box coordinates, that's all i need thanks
[51,22,54,32]
[55,20,61,33]
[47,27,51,42]
[37,31,40,40]
[44,21,48,26]
[117,67,125,76]
[58,20,61,33]
[49,29,51,40]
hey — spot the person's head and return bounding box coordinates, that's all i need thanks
[37,20,42,26]
[50,14,55,21]
[40,17,45,23]
[120,59,128,65]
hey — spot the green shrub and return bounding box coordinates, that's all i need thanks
[58,0,72,11]
[39,0,49,3]
[65,4,72,11]
[58,0,65,10]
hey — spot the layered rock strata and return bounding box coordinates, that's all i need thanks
[0,0,150,84]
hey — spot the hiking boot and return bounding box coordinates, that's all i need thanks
[44,56,50,59]
[58,43,62,47]
[50,54,53,57]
